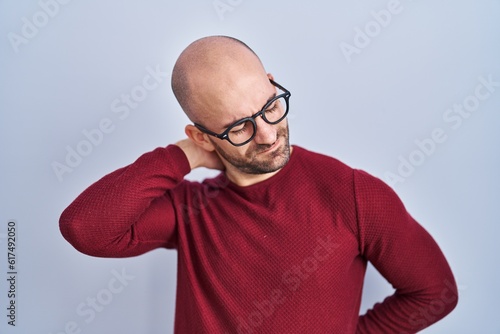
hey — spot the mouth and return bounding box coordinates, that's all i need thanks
[257,137,281,154]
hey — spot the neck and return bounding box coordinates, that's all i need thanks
[225,169,280,187]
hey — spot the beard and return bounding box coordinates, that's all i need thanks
[211,123,291,175]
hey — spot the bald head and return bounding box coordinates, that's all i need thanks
[171,36,267,124]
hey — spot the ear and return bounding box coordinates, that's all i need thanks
[185,124,216,151]
[267,72,275,81]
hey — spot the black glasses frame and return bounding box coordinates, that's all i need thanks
[194,79,291,147]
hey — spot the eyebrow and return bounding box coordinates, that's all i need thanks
[221,92,277,130]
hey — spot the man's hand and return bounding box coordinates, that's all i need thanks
[175,139,225,171]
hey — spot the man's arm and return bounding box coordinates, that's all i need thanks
[353,170,458,333]
[59,140,222,257]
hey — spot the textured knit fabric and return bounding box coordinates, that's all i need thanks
[60,145,458,333]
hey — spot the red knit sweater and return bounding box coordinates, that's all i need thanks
[60,145,457,333]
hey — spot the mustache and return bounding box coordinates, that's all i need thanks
[254,142,276,153]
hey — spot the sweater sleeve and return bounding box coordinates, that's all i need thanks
[353,170,458,333]
[59,145,191,257]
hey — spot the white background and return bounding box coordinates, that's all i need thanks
[1,0,499,333]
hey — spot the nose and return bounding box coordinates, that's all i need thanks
[253,115,277,145]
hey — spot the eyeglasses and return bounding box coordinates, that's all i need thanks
[194,79,291,146]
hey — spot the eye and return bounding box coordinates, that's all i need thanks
[265,101,279,113]
[230,122,249,135]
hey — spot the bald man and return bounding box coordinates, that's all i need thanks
[60,36,458,333]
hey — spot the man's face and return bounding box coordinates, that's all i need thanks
[206,77,291,175]
[211,121,290,175]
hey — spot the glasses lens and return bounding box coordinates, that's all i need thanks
[263,96,288,124]
[227,119,256,145]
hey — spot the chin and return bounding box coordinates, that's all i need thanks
[247,139,291,174]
